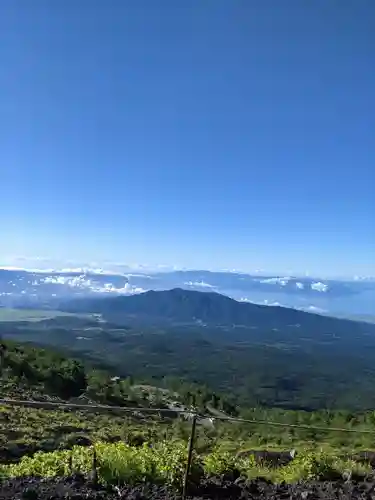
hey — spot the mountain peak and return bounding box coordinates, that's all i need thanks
[63,287,345,330]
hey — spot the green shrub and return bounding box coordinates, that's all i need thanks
[0,440,201,488]
[0,442,371,487]
[203,448,252,476]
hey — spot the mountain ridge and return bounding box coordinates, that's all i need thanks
[61,287,372,331]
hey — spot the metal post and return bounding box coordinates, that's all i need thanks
[182,415,197,500]
[0,344,5,375]
[68,451,73,475]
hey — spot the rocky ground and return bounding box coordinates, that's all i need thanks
[2,475,375,500]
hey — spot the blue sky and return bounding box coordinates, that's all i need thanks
[1,0,374,277]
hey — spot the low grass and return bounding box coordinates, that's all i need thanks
[0,405,173,463]
[2,403,375,468]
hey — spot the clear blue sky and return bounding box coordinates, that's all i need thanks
[1,0,374,277]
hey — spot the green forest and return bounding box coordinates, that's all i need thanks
[2,307,375,412]
[2,338,375,462]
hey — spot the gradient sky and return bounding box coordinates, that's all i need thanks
[1,0,374,277]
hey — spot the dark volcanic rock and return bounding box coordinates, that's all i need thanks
[2,476,375,499]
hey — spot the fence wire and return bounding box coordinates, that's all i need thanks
[1,397,375,434]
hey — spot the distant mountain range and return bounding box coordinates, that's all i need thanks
[0,267,374,319]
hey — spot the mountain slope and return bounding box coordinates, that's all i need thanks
[61,287,375,337]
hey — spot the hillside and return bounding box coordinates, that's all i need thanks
[0,339,224,462]
[2,288,375,411]
[2,340,375,453]
[3,341,375,499]
[61,287,375,336]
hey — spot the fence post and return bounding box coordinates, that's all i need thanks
[182,414,197,500]
[0,344,5,375]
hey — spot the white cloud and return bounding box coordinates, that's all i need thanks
[0,266,25,271]
[238,297,284,308]
[126,274,154,279]
[184,281,216,289]
[0,264,151,278]
[304,305,327,313]
[295,282,304,289]
[38,274,146,295]
[258,277,291,286]
[0,256,164,276]
[41,275,88,287]
[311,282,329,292]
[263,299,282,307]
[0,266,57,273]
[99,283,146,295]
[59,268,105,274]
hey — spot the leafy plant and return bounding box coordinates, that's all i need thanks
[2,441,371,488]
[203,448,249,476]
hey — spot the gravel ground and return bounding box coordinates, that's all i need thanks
[2,475,375,499]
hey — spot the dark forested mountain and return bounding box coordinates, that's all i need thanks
[61,287,373,331]
[63,287,296,324]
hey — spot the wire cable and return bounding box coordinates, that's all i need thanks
[1,397,375,434]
